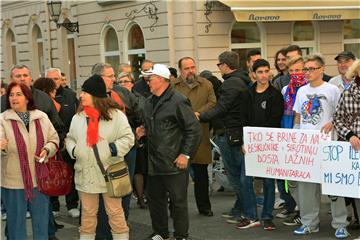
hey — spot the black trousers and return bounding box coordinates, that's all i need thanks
[146,172,189,239]
[191,163,211,212]
[50,150,79,211]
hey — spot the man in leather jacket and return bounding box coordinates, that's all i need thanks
[139,64,201,240]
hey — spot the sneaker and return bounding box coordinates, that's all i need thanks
[68,208,80,218]
[221,212,234,218]
[26,211,31,219]
[236,219,261,229]
[263,219,276,231]
[276,209,293,219]
[53,211,60,218]
[1,213,6,221]
[226,216,243,224]
[335,227,350,239]
[293,225,319,235]
[274,198,285,210]
[283,214,302,226]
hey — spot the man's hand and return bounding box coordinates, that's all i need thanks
[0,139,8,151]
[174,154,189,169]
[136,125,146,140]
[349,136,360,150]
[194,112,200,121]
[321,122,333,134]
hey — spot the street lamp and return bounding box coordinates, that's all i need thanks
[47,0,79,33]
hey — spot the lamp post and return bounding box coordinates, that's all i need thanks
[47,0,79,33]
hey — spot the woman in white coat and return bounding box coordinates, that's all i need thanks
[65,75,134,240]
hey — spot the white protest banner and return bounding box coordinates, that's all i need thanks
[321,141,360,198]
[243,127,330,183]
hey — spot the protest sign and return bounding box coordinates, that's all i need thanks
[243,127,330,183]
[321,141,360,198]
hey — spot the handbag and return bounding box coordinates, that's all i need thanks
[92,144,132,198]
[36,147,73,196]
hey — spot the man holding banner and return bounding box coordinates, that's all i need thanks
[246,59,284,230]
[292,54,349,238]
[333,59,360,240]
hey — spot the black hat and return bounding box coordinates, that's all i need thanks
[334,51,356,61]
[81,74,107,98]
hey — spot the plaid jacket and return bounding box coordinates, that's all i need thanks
[333,81,360,139]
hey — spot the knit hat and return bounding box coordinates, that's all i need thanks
[81,74,107,98]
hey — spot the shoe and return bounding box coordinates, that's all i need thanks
[2,213,6,221]
[52,211,60,218]
[236,219,261,229]
[274,198,285,210]
[263,219,276,231]
[283,214,302,226]
[226,216,243,224]
[26,211,31,219]
[293,225,319,235]
[148,233,169,240]
[276,209,293,219]
[221,212,234,218]
[54,220,64,230]
[137,197,147,209]
[354,236,360,240]
[335,227,350,239]
[68,208,80,218]
[217,186,225,192]
[199,210,214,217]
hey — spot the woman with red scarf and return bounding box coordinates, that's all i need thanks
[0,82,59,239]
[65,75,134,240]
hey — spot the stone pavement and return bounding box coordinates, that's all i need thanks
[2,183,360,240]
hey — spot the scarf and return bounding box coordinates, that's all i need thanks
[11,117,44,201]
[51,98,61,112]
[84,106,100,146]
[110,90,126,114]
[16,111,30,126]
[283,73,307,116]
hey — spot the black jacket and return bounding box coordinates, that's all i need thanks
[133,78,151,98]
[200,70,250,139]
[143,86,202,176]
[55,86,79,132]
[249,83,284,128]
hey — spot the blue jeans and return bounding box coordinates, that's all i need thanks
[277,179,296,212]
[122,146,136,220]
[261,178,275,220]
[2,187,49,240]
[215,135,257,220]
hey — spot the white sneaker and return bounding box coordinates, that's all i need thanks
[26,211,31,219]
[53,211,60,218]
[68,208,80,218]
[274,198,285,210]
[2,213,7,221]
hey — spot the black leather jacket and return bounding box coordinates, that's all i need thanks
[143,86,202,176]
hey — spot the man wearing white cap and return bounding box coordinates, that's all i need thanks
[138,64,202,240]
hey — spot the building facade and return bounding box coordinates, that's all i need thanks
[1,0,359,91]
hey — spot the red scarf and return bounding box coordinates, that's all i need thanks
[110,90,126,114]
[84,106,100,146]
[11,118,44,201]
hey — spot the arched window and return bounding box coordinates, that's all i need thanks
[32,25,44,76]
[6,29,17,66]
[343,19,360,58]
[292,21,316,56]
[103,27,120,75]
[127,24,145,80]
[230,22,263,71]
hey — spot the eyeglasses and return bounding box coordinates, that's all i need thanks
[217,62,224,67]
[118,80,133,84]
[302,67,322,73]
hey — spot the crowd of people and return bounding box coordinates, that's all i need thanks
[0,44,360,240]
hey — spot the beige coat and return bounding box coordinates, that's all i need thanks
[173,76,216,164]
[0,109,59,189]
[65,109,134,193]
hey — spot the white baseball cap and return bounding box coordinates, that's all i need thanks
[141,64,170,79]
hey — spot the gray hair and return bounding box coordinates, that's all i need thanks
[118,72,134,82]
[10,64,31,78]
[45,67,62,77]
[91,62,112,75]
[304,53,326,67]
[218,51,239,70]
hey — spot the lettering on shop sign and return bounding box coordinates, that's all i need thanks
[313,13,342,20]
[321,141,360,198]
[244,127,329,183]
[248,14,280,21]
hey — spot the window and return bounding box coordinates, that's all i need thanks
[230,22,262,71]
[292,21,316,56]
[127,24,145,80]
[6,29,17,66]
[343,19,360,59]
[64,19,77,90]
[32,25,44,76]
[103,27,120,76]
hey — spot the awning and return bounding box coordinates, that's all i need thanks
[219,0,360,22]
